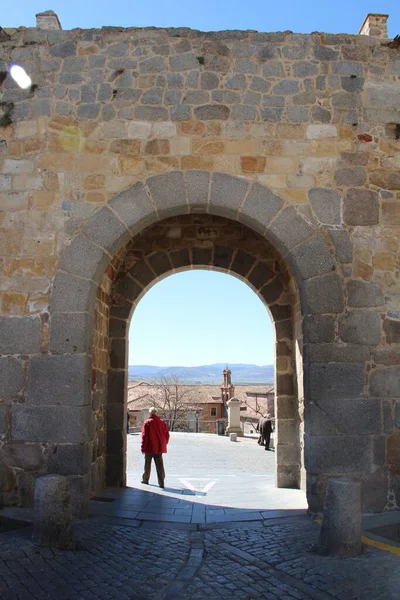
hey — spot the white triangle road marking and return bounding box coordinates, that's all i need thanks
[179,478,217,495]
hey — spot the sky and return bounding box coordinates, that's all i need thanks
[129,271,274,366]
[2,1,400,37]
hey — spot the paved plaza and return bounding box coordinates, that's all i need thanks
[1,433,399,600]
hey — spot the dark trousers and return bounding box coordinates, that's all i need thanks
[142,454,165,487]
[264,432,271,450]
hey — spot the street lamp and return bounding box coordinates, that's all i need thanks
[194,411,200,433]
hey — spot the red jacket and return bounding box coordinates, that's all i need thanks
[141,415,170,454]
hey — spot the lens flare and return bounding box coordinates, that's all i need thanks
[9,64,32,89]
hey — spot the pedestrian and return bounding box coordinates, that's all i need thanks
[262,414,273,451]
[256,415,265,445]
[141,407,170,488]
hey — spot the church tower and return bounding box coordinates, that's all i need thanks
[221,366,235,406]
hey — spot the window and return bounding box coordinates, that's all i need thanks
[210,407,217,417]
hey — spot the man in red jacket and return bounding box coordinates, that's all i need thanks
[141,407,170,488]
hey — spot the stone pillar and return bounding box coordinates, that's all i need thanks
[33,475,77,550]
[226,397,243,437]
[359,13,388,39]
[318,478,362,556]
[36,10,62,30]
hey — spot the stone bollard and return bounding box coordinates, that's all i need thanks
[230,433,237,442]
[33,475,77,550]
[318,477,362,556]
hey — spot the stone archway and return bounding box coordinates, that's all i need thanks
[45,170,343,515]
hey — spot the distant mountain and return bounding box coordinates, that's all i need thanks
[128,363,274,384]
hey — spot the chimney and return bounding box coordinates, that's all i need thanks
[36,10,62,30]
[359,13,388,39]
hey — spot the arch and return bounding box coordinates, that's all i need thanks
[40,171,345,516]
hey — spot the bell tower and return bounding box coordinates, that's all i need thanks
[221,366,235,405]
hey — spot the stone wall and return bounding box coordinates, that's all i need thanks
[0,17,399,514]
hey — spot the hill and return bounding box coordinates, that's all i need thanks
[128,363,274,384]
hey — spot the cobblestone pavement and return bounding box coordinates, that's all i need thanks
[0,515,399,600]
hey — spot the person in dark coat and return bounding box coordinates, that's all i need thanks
[141,407,170,488]
[256,416,265,445]
[262,414,273,451]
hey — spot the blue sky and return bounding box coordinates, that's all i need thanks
[129,271,274,366]
[3,1,400,37]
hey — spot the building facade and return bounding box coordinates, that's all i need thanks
[0,12,399,516]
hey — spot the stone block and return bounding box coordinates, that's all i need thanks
[262,61,284,77]
[109,181,157,235]
[304,315,336,343]
[48,443,91,476]
[114,277,141,301]
[334,167,367,187]
[290,235,334,280]
[134,105,168,121]
[313,46,339,61]
[318,478,362,556]
[209,172,248,218]
[306,344,371,364]
[12,404,92,443]
[51,273,96,313]
[170,248,191,269]
[129,262,154,286]
[306,435,372,472]
[185,170,210,210]
[370,367,400,397]
[170,105,192,120]
[49,41,77,57]
[201,71,220,90]
[0,357,24,398]
[0,443,44,470]
[307,398,381,435]
[308,188,341,225]
[49,312,93,355]
[384,318,400,344]
[139,56,166,73]
[147,252,172,276]
[260,277,284,304]
[268,206,313,255]
[147,171,187,216]
[58,235,109,282]
[329,230,352,264]
[194,105,230,120]
[306,124,337,139]
[192,248,212,265]
[247,262,274,290]
[213,247,234,270]
[0,404,6,434]
[239,183,283,233]
[230,251,256,277]
[271,80,299,95]
[0,465,17,493]
[110,339,127,369]
[301,273,344,314]
[365,82,400,109]
[33,475,77,549]
[260,107,283,122]
[347,280,385,308]
[308,363,364,400]
[28,355,91,407]
[0,317,41,355]
[81,206,130,255]
[339,311,382,345]
[107,369,126,404]
[344,188,379,226]
[106,404,125,430]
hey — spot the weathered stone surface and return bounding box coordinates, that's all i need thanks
[339,311,382,345]
[12,404,92,443]
[28,355,91,406]
[48,443,91,476]
[318,478,362,556]
[306,344,371,364]
[344,189,379,225]
[0,464,17,493]
[370,368,400,397]
[268,206,313,254]
[0,405,6,434]
[147,171,187,215]
[304,315,336,343]
[50,312,93,354]
[240,182,283,232]
[334,167,367,187]
[308,188,341,225]
[51,273,96,313]
[384,318,400,344]
[185,170,210,210]
[307,435,372,472]
[0,357,24,398]
[33,475,77,549]
[309,363,364,400]
[301,273,344,314]
[194,104,230,120]
[58,235,109,281]
[209,172,248,216]
[347,280,385,308]
[291,235,334,280]
[308,398,381,436]
[109,182,156,234]
[329,230,352,264]
[81,206,130,254]
[0,317,41,355]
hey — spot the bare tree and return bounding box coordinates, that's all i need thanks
[149,376,199,432]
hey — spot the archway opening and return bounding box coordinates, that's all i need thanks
[89,213,305,503]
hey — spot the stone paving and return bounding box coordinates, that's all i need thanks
[0,433,399,599]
